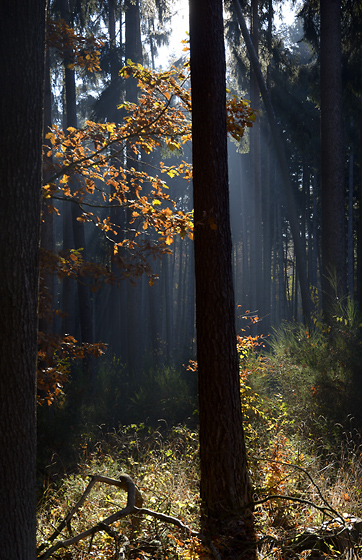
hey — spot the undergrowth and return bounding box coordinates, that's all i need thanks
[37,314,362,559]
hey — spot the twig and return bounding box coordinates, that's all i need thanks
[132,506,198,536]
[273,460,343,521]
[251,493,337,518]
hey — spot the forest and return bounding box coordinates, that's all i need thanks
[1,0,362,558]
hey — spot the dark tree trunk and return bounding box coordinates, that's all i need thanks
[250,0,263,333]
[124,0,143,375]
[320,0,346,318]
[348,150,354,297]
[40,47,55,337]
[60,0,76,336]
[60,0,95,386]
[0,0,46,557]
[189,0,255,552]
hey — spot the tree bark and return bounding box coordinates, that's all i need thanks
[320,0,346,318]
[189,0,255,551]
[0,0,46,557]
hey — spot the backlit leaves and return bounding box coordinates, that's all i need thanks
[39,58,253,402]
[46,18,104,73]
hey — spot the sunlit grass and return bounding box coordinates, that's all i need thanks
[37,321,362,559]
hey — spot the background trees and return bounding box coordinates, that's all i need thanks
[4,0,362,557]
[36,0,362,452]
[0,1,46,557]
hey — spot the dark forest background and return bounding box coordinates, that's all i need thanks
[38,0,362,465]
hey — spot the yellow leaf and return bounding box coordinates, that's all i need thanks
[60,174,69,184]
[45,132,56,145]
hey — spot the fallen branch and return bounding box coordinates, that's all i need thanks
[37,473,197,560]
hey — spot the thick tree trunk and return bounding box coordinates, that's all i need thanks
[0,1,46,557]
[189,0,255,552]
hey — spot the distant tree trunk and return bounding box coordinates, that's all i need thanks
[348,150,354,297]
[124,0,143,376]
[320,0,346,318]
[107,0,124,357]
[0,1,45,557]
[189,0,255,552]
[263,133,272,333]
[232,0,311,324]
[60,0,76,336]
[60,0,95,385]
[249,0,263,333]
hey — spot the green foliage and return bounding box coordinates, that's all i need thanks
[250,304,362,454]
[128,366,197,426]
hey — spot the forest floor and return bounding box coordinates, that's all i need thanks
[36,420,362,560]
[37,323,362,559]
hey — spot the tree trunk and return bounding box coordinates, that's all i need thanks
[348,150,354,297]
[232,0,311,324]
[320,0,346,318]
[0,1,45,557]
[189,0,255,552]
[40,47,55,337]
[60,0,95,386]
[124,0,143,375]
[249,0,263,333]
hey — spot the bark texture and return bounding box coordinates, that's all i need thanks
[189,0,254,544]
[0,1,46,557]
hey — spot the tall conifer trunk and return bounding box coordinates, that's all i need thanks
[0,1,46,557]
[124,0,143,375]
[250,0,263,333]
[60,0,95,387]
[189,0,255,554]
[320,0,346,318]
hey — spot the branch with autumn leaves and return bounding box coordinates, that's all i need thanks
[40,25,255,405]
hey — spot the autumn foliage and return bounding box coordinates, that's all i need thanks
[39,22,255,404]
